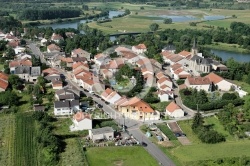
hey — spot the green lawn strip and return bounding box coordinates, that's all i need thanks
[204,42,250,53]
[172,140,250,162]
[86,146,158,166]
[156,124,177,141]
[178,120,201,144]
[204,116,234,141]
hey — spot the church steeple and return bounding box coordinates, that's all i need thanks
[191,38,198,56]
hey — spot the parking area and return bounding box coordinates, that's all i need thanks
[167,122,191,145]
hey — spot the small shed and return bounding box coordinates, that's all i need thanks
[89,127,114,143]
[33,105,45,112]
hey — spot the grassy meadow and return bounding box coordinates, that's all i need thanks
[162,118,250,165]
[86,2,250,34]
[86,146,158,166]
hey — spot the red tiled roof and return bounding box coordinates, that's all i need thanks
[171,63,182,71]
[134,44,147,49]
[74,112,91,122]
[47,44,60,51]
[187,76,211,85]
[204,72,223,84]
[178,50,191,57]
[0,79,8,90]
[166,101,181,113]
[0,72,9,81]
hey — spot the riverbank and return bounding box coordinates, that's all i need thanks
[205,42,250,54]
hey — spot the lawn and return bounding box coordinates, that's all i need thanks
[86,146,158,166]
[204,116,234,141]
[168,119,250,165]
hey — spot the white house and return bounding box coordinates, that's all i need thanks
[89,127,114,143]
[185,76,211,91]
[47,44,61,53]
[157,90,174,102]
[70,112,92,131]
[132,44,147,54]
[204,72,235,91]
[14,46,26,55]
[173,68,191,80]
[157,76,173,89]
[51,33,64,43]
[41,38,47,46]
[166,101,184,118]
[101,88,121,104]
[54,100,79,116]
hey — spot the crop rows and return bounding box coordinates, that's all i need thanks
[13,114,38,166]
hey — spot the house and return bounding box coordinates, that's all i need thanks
[178,50,192,59]
[189,55,212,73]
[132,44,147,54]
[156,72,166,80]
[89,127,114,143]
[170,63,182,74]
[100,58,125,74]
[173,68,191,80]
[54,100,80,116]
[185,76,211,91]
[101,88,121,104]
[16,53,32,60]
[157,76,173,89]
[47,44,61,53]
[157,90,174,102]
[13,66,40,82]
[71,48,91,60]
[51,33,64,43]
[52,79,63,89]
[141,67,154,76]
[93,53,110,66]
[70,112,92,131]
[14,46,25,54]
[9,59,32,73]
[204,72,235,91]
[150,59,162,69]
[65,32,75,38]
[61,57,73,68]
[72,57,87,63]
[162,45,176,53]
[100,69,113,79]
[41,38,47,46]
[72,62,89,72]
[117,96,160,121]
[119,51,139,64]
[33,105,45,112]
[166,102,184,118]
[159,84,172,91]
[55,87,79,101]
[0,72,9,91]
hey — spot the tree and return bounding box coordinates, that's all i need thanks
[149,23,159,32]
[5,47,15,59]
[192,112,203,131]
[33,84,42,96]
[163,18,172,24]
[60,61,67,69]
[8,75,22,89]
[82,5,89,11]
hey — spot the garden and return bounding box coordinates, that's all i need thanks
[179,88,244,111]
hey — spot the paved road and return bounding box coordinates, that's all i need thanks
[57,68,176,166]
[27,43,49,65]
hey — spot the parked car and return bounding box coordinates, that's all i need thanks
[141,142,147,147]
[97,104,103,108]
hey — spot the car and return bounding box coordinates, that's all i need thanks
[97,104,103,108]
[175,133,182,137]
[89,91,94,94]
[141,142,147,147]
[105,101,110,105]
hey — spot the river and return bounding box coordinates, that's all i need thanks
[38,10,124,29]
[211,49,250,62]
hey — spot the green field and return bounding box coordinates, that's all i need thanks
[166,119,250,165]
[0,115,15,166]
[0,114,38,166]
[13,114,38,166]
[86,146,158,166]
[86,2,250,34]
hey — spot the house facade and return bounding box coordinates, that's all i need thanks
[70,112,92,131]
[166,102,184,118]
[89,127,114,142]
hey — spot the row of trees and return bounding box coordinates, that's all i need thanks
[180,89,244,111]
[32,112,60,165]
[19,9,81,21]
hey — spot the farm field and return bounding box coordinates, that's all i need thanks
[13,113,39,166]
[86,146,158,166]
[86,2,250,34]
[0,115,15,166]
[163,118,250,165]
[0,114,38,166]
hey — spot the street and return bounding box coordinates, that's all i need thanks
[57,68,176,166]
